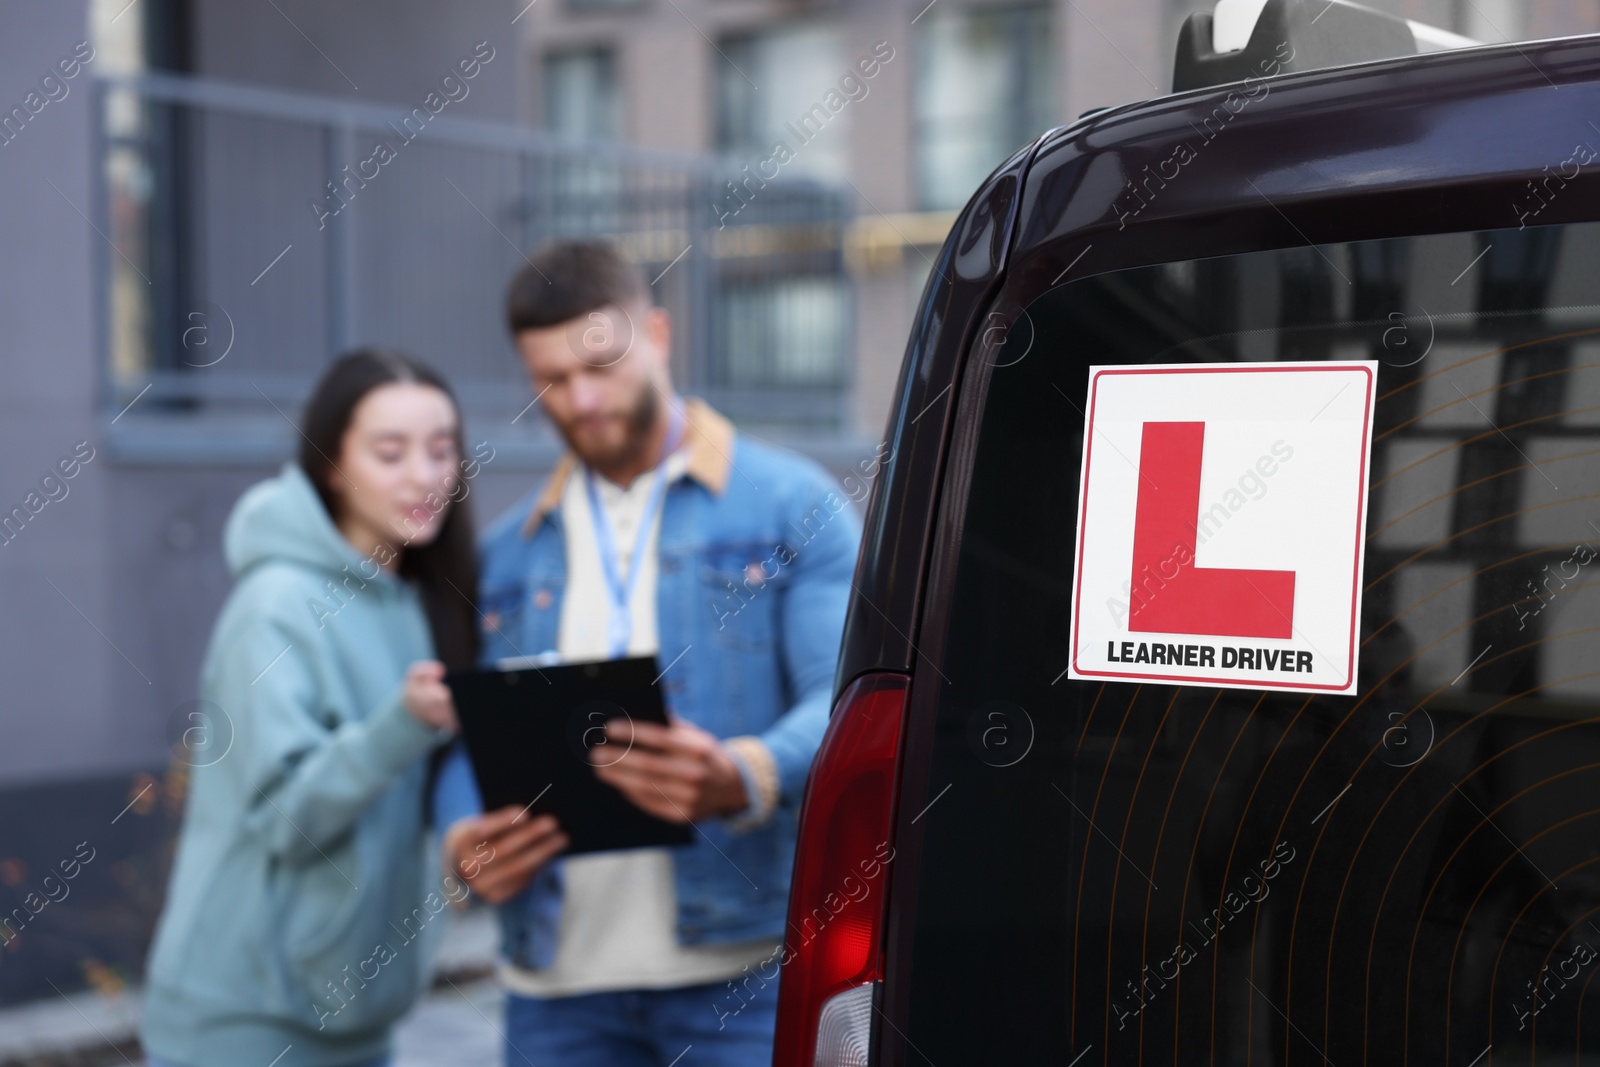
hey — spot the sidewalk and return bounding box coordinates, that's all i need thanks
[0,908,504,1067]
[391,976,502,1067]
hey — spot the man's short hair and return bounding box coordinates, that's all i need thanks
[505,240,650,335]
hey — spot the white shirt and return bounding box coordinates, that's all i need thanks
[498,446,778,998]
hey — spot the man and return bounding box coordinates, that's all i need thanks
[432,239,861,1065]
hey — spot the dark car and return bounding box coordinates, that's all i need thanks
[773,1,1600,1063]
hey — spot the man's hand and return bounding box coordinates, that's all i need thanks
[442,805,568,906]
[593,716,748,823]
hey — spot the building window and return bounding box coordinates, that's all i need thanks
[914,4,1053,211]
[544,46,620,140]
[716,276,847,390]
[93,0,199,385]
[717,24,847,180]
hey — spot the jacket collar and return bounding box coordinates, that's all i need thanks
[520,394,734,538]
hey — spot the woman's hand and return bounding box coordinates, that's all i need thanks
[402,660,457,732]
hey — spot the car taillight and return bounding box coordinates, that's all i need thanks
[773,673,909,1067]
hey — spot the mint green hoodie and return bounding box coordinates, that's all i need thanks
[142,462,456,1067]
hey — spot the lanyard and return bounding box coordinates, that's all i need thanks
[583,405,686,658]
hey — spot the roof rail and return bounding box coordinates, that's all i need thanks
[1173,0,1482,92]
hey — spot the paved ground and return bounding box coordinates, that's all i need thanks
[0,909,506,1067]
[391,976,502,1067]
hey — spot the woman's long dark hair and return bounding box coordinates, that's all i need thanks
[296,348,481,672]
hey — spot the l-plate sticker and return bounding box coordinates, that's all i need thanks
[1066,361,1377,694]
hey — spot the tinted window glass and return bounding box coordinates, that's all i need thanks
[899,222,1600,1062]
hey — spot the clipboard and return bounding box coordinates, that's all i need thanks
[445,655,694,855]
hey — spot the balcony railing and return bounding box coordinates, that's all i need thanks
[93,71,854,454]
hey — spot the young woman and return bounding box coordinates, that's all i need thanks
[141,350,483,1067]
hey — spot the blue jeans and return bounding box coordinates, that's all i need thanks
[503,978,778,1067]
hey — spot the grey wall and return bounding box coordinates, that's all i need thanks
[0,0,116,786]
[191,0,521,120]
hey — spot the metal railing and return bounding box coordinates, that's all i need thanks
[95,71,854,438]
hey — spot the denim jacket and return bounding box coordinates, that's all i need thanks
[432,397,862,970]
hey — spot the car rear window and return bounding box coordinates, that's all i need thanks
[897,221,1600,1062]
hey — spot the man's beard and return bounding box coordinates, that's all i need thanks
[569,380,659,471]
